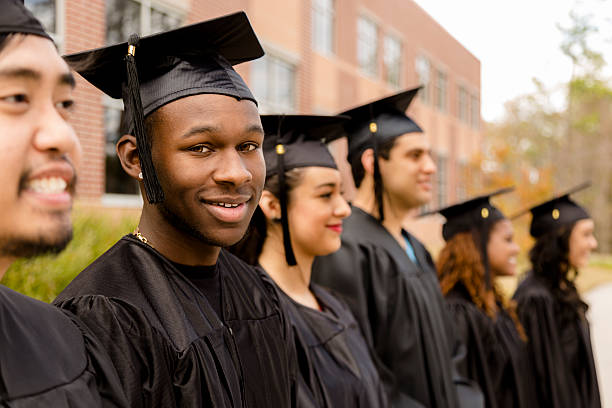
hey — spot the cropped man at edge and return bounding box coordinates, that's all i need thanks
[0,0,126,405]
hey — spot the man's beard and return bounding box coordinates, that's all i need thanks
[158,200,236,248]
[0,227,73,259]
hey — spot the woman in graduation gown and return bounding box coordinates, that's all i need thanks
[513,183,601,408]
[430,188,536,408]
[231,115,387,408]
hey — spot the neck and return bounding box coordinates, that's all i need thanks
[259,229,316,306]
[137,205,221,266]
[353,184,415,247]
[0,257,14,281]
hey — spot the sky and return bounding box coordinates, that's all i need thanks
[412,0,612,122]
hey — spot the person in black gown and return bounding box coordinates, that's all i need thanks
[312,87,483,407]
[513,182,601,408]
[231,114,388,408]
[429,188,536,408]
[53,13,297,407]
[0,1,126,406]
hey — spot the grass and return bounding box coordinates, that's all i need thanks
[1,206,139,302]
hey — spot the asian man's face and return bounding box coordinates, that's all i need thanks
[0,34,80,260]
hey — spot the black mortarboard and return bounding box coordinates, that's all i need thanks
[342,87,423,165]
[424,187,515,241]
[261,114,348,266]
[0,0,52,40]
[341,87,423,222]
[423,187,515,288]
[515,182,591,238]
[64,11,263,204]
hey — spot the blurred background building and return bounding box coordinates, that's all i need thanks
[26,0,482,215]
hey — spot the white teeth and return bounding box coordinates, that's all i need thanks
[213,202,239,208]
[28,177,67,194]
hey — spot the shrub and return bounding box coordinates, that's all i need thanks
[1,207,139,302]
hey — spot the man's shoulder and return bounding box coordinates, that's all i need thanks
[0,285,89,400]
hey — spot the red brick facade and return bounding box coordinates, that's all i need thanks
[43,0,481,207]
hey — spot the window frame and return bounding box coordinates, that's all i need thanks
[356,15,379,78]
[102,0,184,202]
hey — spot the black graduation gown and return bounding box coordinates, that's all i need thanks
[445,286,536,408]
[312,207,483,408]
[513,273,601,408]
[0,285,127,407]
[54,235,296,408]
[266,274,387,408]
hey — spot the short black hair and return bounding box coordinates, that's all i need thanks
[350,136,396,188]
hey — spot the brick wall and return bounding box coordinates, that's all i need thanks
[60,0,481,210]
[64,0,105,200]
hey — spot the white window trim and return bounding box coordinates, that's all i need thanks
[356,14,379,79]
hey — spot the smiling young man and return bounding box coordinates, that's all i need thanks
[53,12,296,408]
[0,0,126,405]
[312,88,484,407]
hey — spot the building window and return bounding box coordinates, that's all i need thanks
[104,0,183,195]
[312,0,334,55]
[434,69,447,112]
[384,34,401,88]
[357,16,378,77]
[458,86,468,123]
[436,154,447,207]
[415,55,431,104]
[25,0,63,48]
[251,54,297,113]
[471,94,480,129]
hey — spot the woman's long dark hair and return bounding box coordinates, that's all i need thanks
[529,221,588,320]
[437,230,527,341]
[229,169,303,265]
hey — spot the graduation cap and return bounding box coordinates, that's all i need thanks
[261,114,348,266]
[63,11,263,204]
[513,182,591,238]
[1,0,52,40]
[341,87,423,222]
[423,186,515,287]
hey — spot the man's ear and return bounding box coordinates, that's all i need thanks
[361,148,375,176]
[116,134,141,180]
[259,190,281,221]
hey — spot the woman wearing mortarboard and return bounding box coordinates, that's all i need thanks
[230,115,388,408]
[512,182,601,407]
[427,188,537,408]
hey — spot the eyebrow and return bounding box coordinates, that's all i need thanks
[181,123,264,139]
[0,67,75,88]
[315,182,337,189]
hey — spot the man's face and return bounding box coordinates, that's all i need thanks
[378,133,436,211]
[150,93,265,247]
[0,34,80,259]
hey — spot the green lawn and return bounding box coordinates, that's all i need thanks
[1,207,139,302]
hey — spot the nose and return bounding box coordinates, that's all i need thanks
[32,103,81,163]
[212,149,253,186]
[591,236,598,251]
[334,195,351,219]
[422,153,437,175]
[510,241,520,256]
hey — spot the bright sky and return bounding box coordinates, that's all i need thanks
[413,0,612,122]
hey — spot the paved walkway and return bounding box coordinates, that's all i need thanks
[585,283,612,407]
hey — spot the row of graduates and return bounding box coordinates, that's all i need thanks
[0,2,601,407]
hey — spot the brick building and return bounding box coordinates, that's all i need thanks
[26,0,481,213]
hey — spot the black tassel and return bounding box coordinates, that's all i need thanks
[369,116,385,222]
[373,145,385,223]
[125,34,165,203]
[277,143,297,266]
